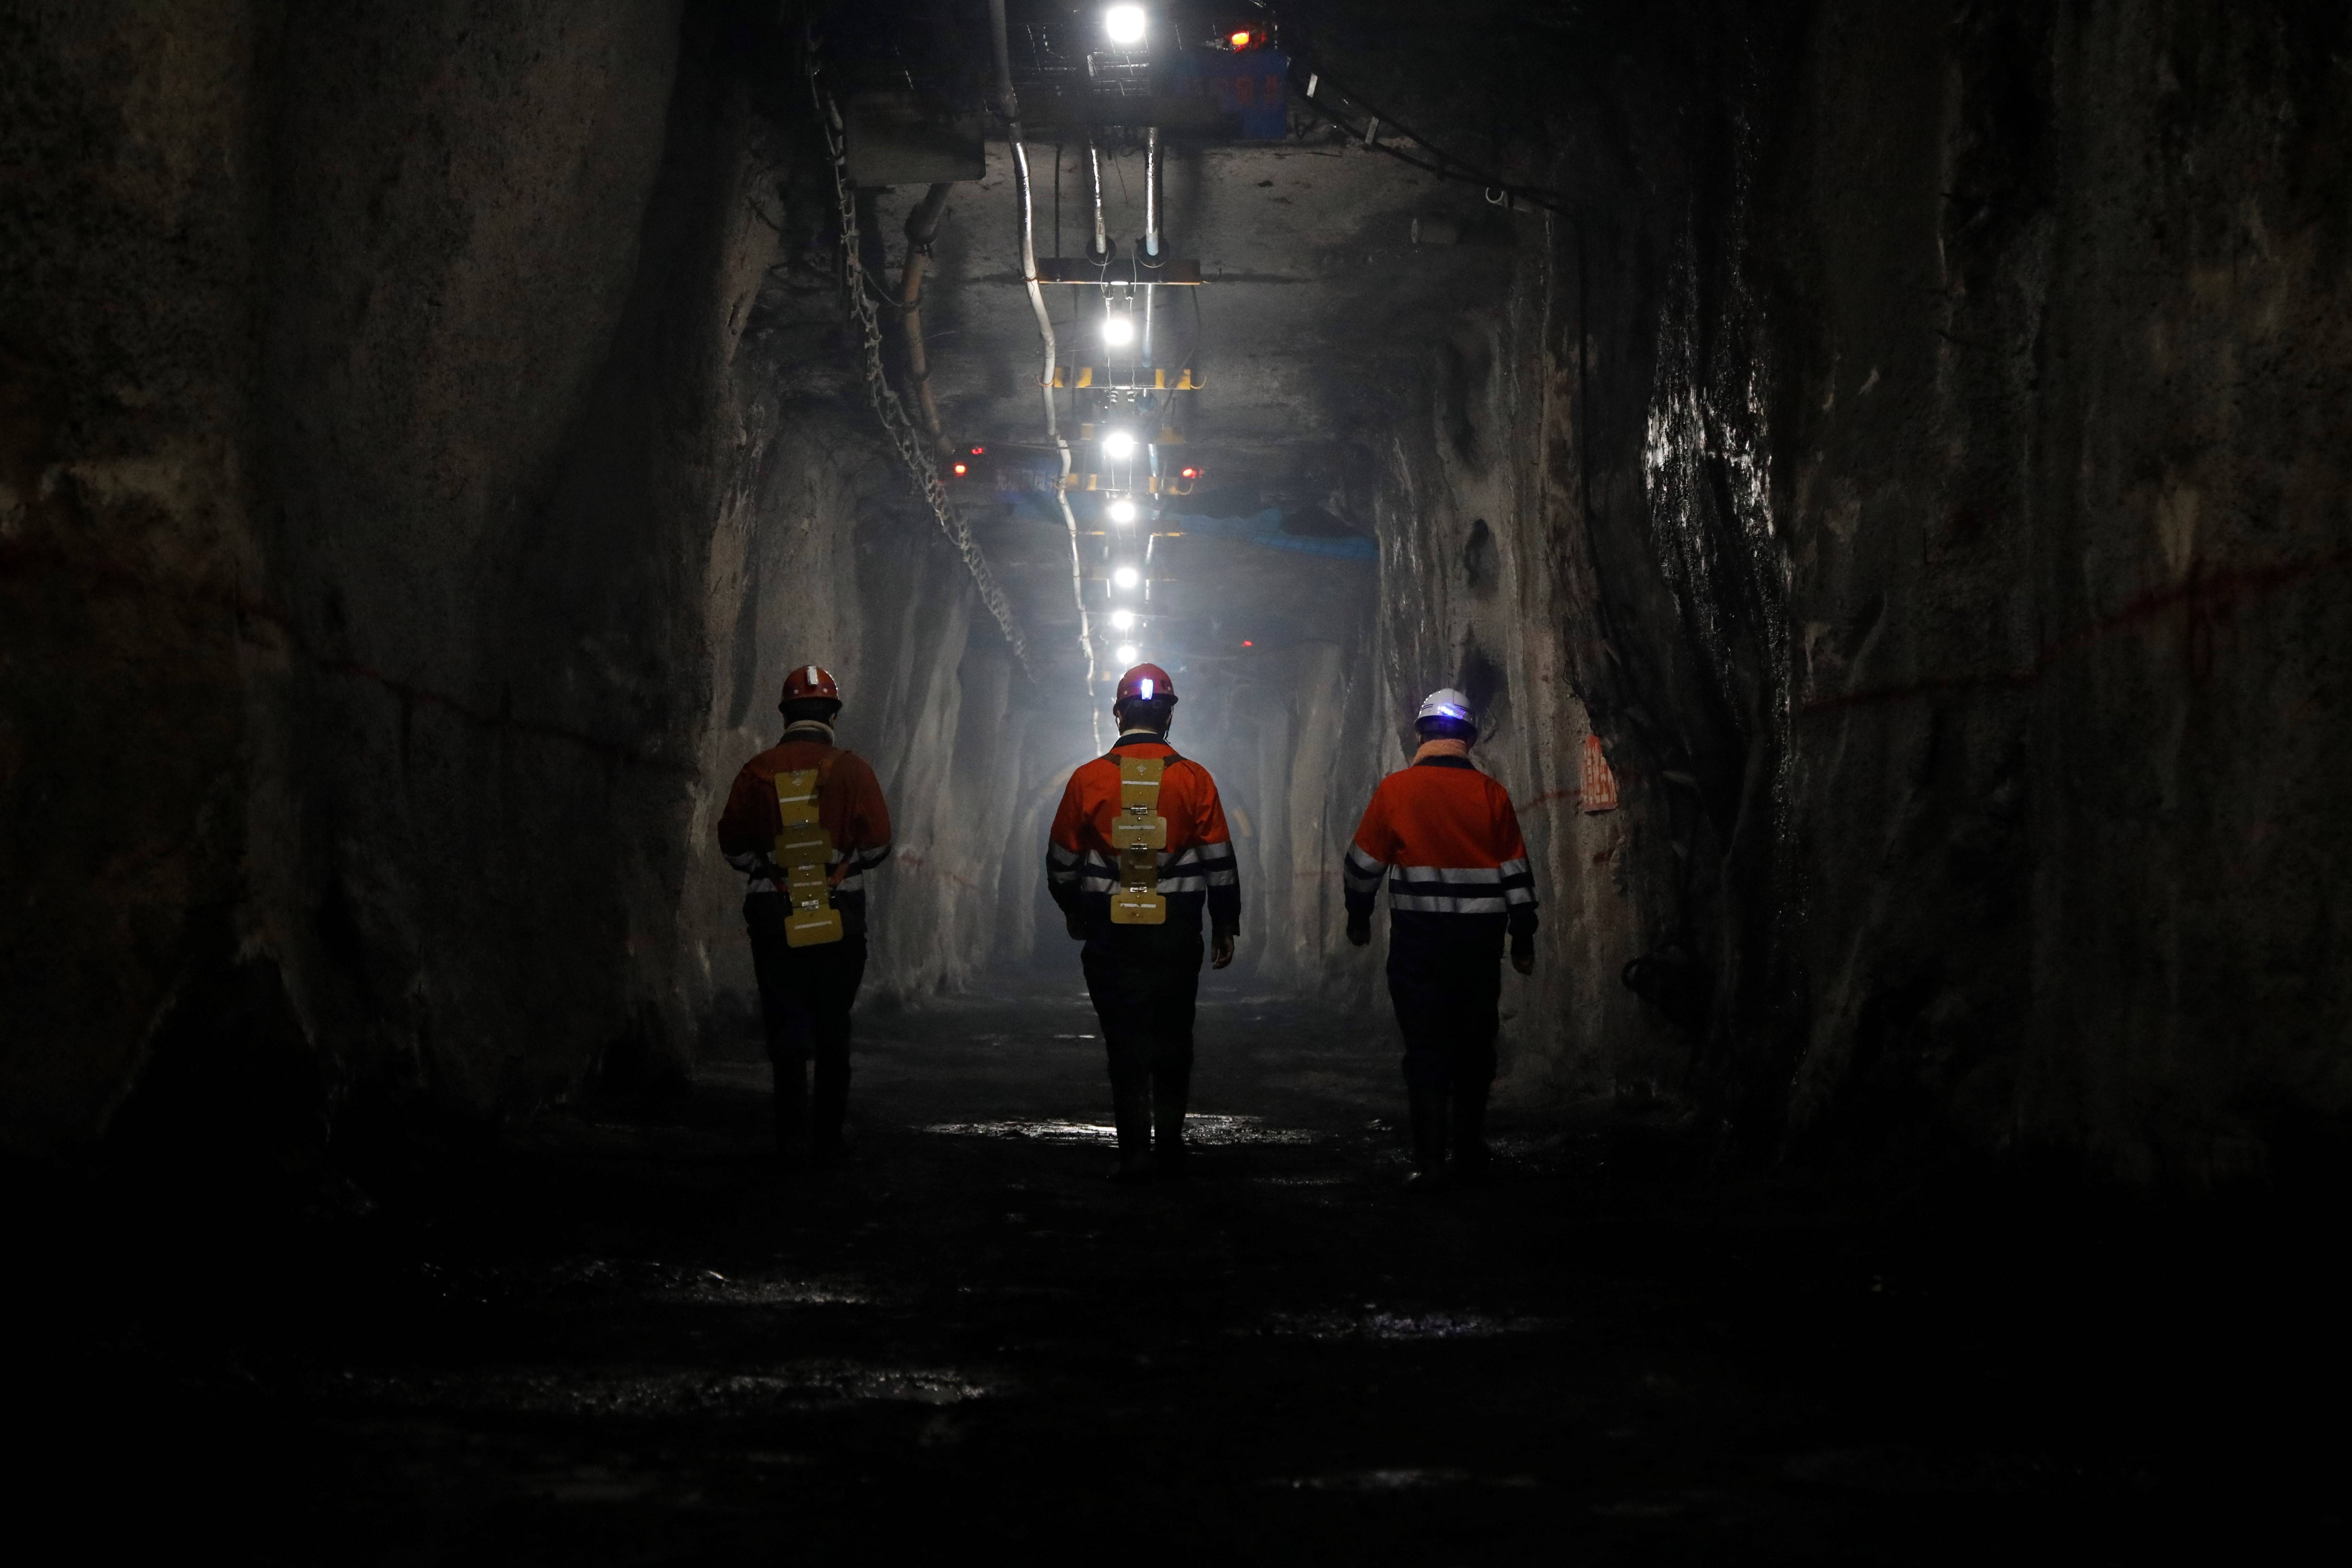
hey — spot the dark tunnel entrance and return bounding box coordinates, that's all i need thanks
[8,0,2352,1557]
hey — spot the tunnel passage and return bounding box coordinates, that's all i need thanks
[6,0,2352,1555]
[7,0,2343,1184]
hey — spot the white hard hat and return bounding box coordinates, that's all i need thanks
[1416,688,1474,725]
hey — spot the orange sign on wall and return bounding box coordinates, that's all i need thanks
[1581,734,1619,813]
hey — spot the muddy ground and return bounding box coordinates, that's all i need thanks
[18,990,2341,1562]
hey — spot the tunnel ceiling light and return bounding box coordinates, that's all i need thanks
[952,462,969,475]
[1102,429,1138,460]
[1112,566,1141,590]
[1103,5,1147,46]
[1103,314,1136,347]
[1111,609,1136,630]
[1108,498,1138,524]
[1115,642,1140,663]
[1229,29,1253,48]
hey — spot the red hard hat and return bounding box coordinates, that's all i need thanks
[1114,663,1177,705]
[780,664,841,703]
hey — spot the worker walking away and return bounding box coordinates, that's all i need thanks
[1046,664,1239,1182]
[1342,689,1537,1188]
[716,665,892,1167]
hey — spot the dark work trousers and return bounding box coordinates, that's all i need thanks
[1080,920,1205,1097]
[1385,912,1506,1092]
[745,895,868,1152]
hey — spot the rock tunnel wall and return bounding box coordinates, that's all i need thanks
[8,0,2347,1191]
[1,0,1056,1152]
[1345,0,2351,1183]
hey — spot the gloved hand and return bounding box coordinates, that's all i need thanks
[1064,909,1091,941]
[1511,944,1535,975]
[1211,930,1236,969]
[1346,916,1371,948]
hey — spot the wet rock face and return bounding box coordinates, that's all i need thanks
[1,0,1095,1149]
[1335,0,2352,1181]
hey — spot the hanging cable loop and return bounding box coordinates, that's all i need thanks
[805,29,1033,681]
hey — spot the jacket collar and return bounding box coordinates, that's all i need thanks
[781,721,836,745]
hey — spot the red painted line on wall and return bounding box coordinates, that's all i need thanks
[1800,546,2352,715]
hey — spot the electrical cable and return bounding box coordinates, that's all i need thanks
[989,0,1099,708]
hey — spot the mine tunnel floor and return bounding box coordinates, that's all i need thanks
[25,990,2335,1562]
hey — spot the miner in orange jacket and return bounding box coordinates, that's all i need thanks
[1343,688,1538,1186]
[1047,664,1239,1181]
[716,665,892,1165]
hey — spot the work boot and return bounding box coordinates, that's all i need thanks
[772,1058,810,1168]
[1450,1080,1493,1182]
[1151,1066,1191,1180]
[811,1057,852,1168]
[1403,1087,1450,1190]
[1108,1077,1153,1183]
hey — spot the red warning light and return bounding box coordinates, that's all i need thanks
[970,446,985,455]
[1242,640,1254,647]
[1180,466,1198,479]
[952,462,969,476]
[1229,29,1252,48]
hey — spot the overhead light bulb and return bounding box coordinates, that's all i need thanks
[1115,643,1140,663]
[1103,314,1135,347]
[1102,429,1137,460]
[1229,29,1252,48]
[1112,566,1141,590]
[1108,498,1138,524]
[1103,5,1146,45]
[1110,609,1136,630]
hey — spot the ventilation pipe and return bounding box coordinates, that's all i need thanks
[1142,126,1163,262]
[899,182,953,450]
[1086,139,1110,264]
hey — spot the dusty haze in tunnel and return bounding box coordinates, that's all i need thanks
[5,0,2348,1196]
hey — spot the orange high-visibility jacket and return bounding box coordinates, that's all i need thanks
[716,729,893,912]
[1344,755,1537,932]
[1047,734,1240,934]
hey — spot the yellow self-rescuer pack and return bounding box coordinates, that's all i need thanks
[771,767,843,947]
[1109,755,1168,926]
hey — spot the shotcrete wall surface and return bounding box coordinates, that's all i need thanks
[3,0,1052,1148]
[1340,0,2349,1180]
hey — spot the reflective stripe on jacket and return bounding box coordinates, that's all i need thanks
[715,730,894,907]
[1343,756,1537,933]
[1047,735,1240,934]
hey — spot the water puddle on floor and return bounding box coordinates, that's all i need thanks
[452,1258,872,1307]
[1270,1467,1541,1491]
[1254,1307,1565,1341]
[331,1360,1003,1417]
[922,1114,1318,1146]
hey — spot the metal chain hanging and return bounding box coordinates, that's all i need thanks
[806,35,1034,680]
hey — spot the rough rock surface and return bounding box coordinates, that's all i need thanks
[1319,0,2352,1181]
[0,0,1023,1148]
[5,0,2346,1191]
